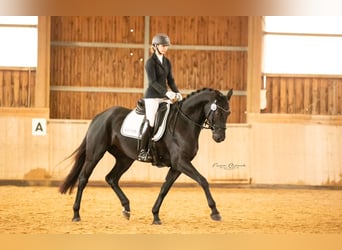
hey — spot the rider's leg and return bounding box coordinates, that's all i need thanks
[137,98,159,162]
[137,120,153,162]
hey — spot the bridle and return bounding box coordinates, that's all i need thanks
[204,100,231,130]
[175,100,230,130]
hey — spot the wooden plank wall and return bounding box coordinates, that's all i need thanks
[50,47,144,88]
[0,68,36,107]
[50,92,142,119]
[50,16,145,43]
[50,16,248,122]
[2,17,341,122]
[264,75,342,115]
[150,16,247,46]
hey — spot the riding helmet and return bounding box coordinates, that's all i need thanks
[152,33,171,46]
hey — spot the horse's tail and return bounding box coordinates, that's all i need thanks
[59,136,87,194]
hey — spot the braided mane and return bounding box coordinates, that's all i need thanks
[182,88,220,102]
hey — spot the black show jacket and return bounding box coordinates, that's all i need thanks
[144,53,179,98]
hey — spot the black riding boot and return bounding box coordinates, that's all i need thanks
[138,125,153,162]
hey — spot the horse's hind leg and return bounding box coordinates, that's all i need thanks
[105,154,134,220]
[72,159,101,222]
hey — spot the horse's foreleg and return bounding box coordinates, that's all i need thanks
[180,162,221,221]
[105,156,134,220]
[152,168,181,225]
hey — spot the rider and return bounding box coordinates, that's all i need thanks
[138,33,182,162]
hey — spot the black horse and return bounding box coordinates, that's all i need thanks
[59,88,233,224]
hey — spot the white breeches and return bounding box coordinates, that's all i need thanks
[144,98,167,127]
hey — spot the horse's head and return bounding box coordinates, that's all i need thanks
[178,88,233,142]
[204,89,233,142]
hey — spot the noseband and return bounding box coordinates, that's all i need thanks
[176,100,230,130]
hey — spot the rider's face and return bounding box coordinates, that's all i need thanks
[156,44,169,55]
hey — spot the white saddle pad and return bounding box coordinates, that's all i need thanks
[120,103,170,142]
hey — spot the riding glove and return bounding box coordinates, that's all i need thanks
[176,92,183,101]
[165,91,177,100]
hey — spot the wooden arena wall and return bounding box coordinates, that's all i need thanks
[1,113,341,186]
[49,16,248,123]
[0,68,36,107]
[1,16,342,187]
[263,75,342,116]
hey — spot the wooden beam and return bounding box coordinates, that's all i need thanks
[49,85,247,96]
[247,113,342,126]
[0,107,49,118]
[35,16,51,109]
[246,16,264,121]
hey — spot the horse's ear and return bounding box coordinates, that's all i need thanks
[227,89,233,101]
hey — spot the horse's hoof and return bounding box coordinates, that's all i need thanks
[72,217,81,222]
[152,219,162,225]
[210,213,222,221]
[122,210,130,220]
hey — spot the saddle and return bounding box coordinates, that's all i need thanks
[120,99,170,141]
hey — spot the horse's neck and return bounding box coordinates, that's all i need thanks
[182,93,212,123]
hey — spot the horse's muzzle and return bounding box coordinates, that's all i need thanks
[212,131,225,142]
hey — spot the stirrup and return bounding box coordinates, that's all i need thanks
[138,149,152,162]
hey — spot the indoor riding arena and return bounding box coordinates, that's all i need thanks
[1,16,342,237]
